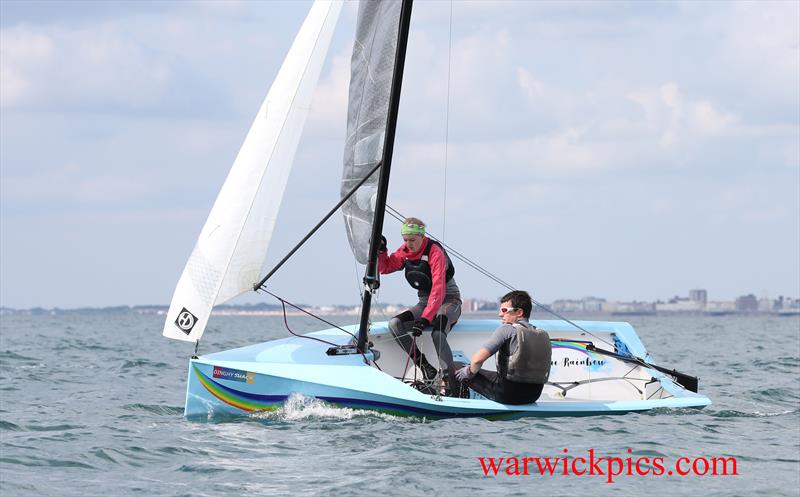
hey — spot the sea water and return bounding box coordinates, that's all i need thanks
[1,313,798,496]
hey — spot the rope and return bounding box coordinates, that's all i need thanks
[259,288,380,358]
[383,204,615,348]
[260,288,359,340]
[275,299,340,348]
[351,256,364,302]
[259,288,382,369]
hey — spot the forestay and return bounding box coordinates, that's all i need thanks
[163,0,343,342]
[341,0,403,264]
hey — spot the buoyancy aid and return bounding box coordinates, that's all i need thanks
[403,240,455,292]
[505,322,552,384]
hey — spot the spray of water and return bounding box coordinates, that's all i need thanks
[250,393,417,423]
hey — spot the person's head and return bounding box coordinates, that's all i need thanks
[498,290,533,324]
[400,217,426,253]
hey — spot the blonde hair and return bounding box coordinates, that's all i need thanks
[403,217,425,227]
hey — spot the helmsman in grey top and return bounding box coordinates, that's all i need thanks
[455,290,551,404]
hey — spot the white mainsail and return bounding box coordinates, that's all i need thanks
[163,0,343,342]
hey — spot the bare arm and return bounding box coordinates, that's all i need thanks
[468,348,493,374]
[467,326,513,373]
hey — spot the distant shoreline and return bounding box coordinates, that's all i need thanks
[1,305,797,318]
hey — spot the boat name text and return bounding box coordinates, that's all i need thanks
[554,357,606,367]
[212,366,255,384]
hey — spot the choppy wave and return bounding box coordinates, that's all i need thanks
[0,420,23,431]
[123,403,185,416]
[119,359,171,370]
[0,455,96,469]
[711,409,798,418]
[249,393,411,423]
[0,350,40,363]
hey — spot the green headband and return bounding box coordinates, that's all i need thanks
[400,223,425,236]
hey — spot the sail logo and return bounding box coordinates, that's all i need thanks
[213,366,255,384]
[175,307,198,335]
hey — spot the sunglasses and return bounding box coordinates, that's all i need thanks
[500,307,519,314]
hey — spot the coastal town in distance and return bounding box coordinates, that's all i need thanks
[3,289,798,317]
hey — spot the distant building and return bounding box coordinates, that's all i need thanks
[583,297,606,313]
[735,294,758,312]
[778,297,800,315]
[462,299,481,312]
[689,289,707,305]
[607,301,656,316]
[705,301,735,315]
[550,297,606,313]
[551,299,583,312]
[656,296,704,313]
[461,299,497,312]
[478,300,498,311]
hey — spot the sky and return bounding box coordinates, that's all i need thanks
[1,0,798,309]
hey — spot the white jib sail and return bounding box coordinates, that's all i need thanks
[163,0,343,342]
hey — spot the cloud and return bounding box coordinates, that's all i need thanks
[0,23,175,112]
[715,2,799,100]
[0,27,53,105]
[627,83,739,147]
[517,67,545,102]
[1,162,153,206]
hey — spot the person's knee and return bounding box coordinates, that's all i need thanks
[394,310,414,323]
[431,314,449,332]
[389,311,414,336]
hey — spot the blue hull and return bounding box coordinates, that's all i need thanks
[184,319,711,420]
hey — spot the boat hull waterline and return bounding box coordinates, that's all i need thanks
[183,319,711,420]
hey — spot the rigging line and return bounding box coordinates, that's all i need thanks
[351,256,364,301]
[386,206,513,289]
[275,298,340,347]
[548,376,651,396]
[370,286,392,325]
[260,288,358,342]
[255,160,383,290]
[261,288,382,369]
[441,0,454,243]
[384,204,615,347]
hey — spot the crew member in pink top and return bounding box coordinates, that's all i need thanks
[378,217,462,395]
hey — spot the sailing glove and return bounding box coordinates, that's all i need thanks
[411,317,430,337]
[379,235,387,253]
[456,365,476,382]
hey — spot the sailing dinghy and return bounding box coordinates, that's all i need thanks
[163,0,711,420]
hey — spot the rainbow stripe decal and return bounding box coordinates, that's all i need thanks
[191,364,528,420]
[192,365,283,412]
[551,340,604,358]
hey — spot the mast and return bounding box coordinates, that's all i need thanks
[356,0,414,352]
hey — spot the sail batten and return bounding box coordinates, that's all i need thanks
[163,0,343,342]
